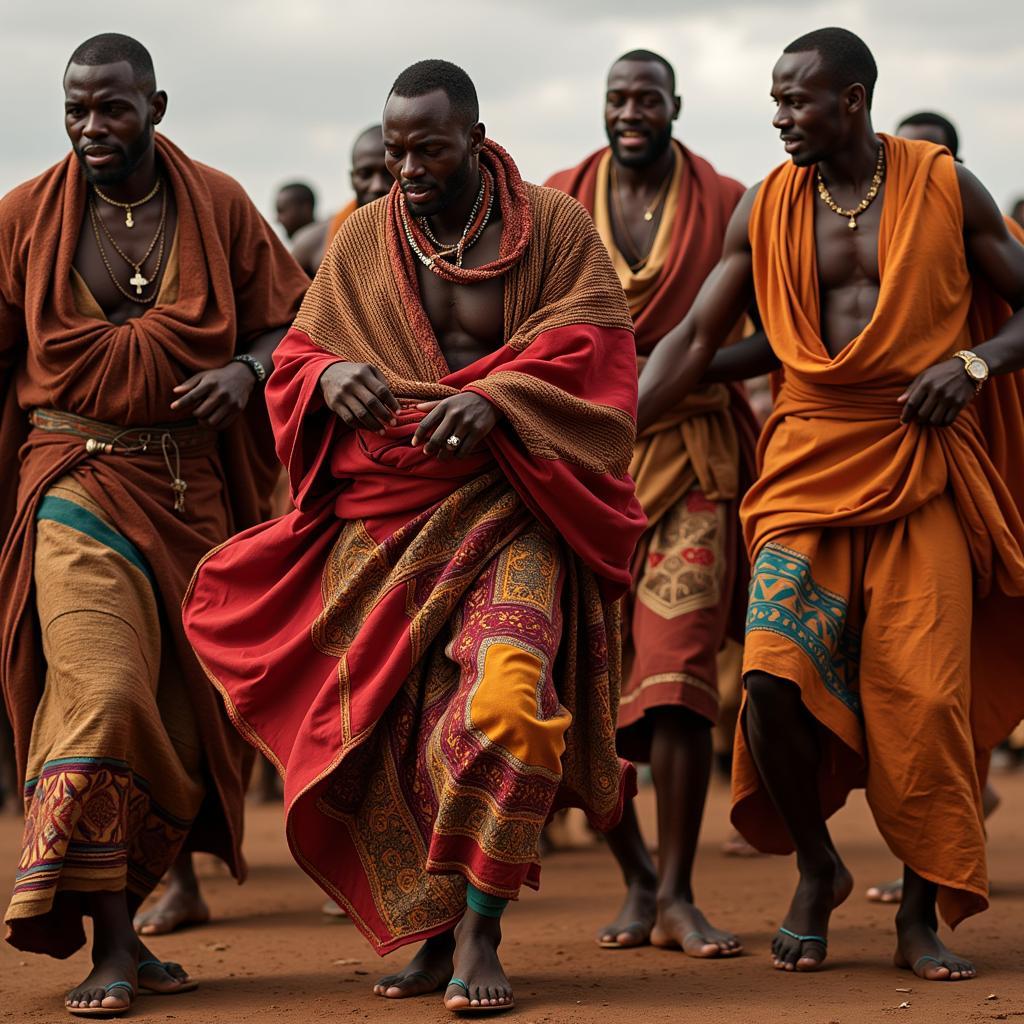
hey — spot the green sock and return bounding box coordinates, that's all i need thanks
[466,883,508,919]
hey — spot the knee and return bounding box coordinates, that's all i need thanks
[744,671,801,720]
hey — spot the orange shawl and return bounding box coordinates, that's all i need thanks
[746,134,1024,750]
[325,198,358,247]
[0,134,309,871]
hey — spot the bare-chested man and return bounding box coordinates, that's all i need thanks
[640,27,1024,981]
[183,59,644,1013]
[291,125,390,276]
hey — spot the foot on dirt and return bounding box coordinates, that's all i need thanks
[721,830,763,858]
[443,911,514,1013]
[65,946,137,1016]
[865,878,903,904]
[895,920,976,981]
[134,882,210,936]
[322,898,348,919]
[374,932,455,999]
[771,856,851,972]
[597,877,657,948]
[136,940,197,994]
[650,896,742,957]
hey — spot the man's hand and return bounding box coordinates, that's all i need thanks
[898,358,976,426]
[170,362,257,429]
[319,362,399,434]
[412,392,499,459]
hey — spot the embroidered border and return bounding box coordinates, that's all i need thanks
[746,542,861,715]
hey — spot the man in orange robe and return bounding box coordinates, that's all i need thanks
[290,125,391,277]
[546,49,757,956]
[0,34,307,1015]
[638,27,1024,982]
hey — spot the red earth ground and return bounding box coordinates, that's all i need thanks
[2,769,1022,1024]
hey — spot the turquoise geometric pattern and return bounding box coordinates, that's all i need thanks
[746,542,861,716]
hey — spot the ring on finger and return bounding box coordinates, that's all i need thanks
[446,434,462,449]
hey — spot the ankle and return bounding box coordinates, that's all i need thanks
[895,907,938,933]
[795,851,836,879]
[655,883,695,908]
[625,867,657,891]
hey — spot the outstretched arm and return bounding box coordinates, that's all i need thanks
[899,166,1024,426]
[637,185,759,431]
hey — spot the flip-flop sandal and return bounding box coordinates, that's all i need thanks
[598,922,650,949]
[896,953,973,980]
[66,980,135,1018]
[776,927,828,969]
[137,959,199,995]
[445,977,515,1015]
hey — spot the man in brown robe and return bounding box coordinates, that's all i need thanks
[0,33,307,1016]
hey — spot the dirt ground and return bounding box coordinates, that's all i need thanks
[2,768,1022,1024]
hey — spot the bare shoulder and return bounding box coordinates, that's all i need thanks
[954,163,1007,235]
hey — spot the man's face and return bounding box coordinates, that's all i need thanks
[276,189,314,237]
[770,51,848,167]
[350,132,391,208]
[604,60,679,168]
[382,89,480,218]
[63,61,163,187]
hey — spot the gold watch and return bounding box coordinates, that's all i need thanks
[953,350,989,393]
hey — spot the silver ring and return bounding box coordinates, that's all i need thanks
[446,434,462,449]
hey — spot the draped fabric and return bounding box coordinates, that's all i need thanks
[546,142,758,746]
[183,141,645,953]
[732,134,1024,928]
[0,133,308,956]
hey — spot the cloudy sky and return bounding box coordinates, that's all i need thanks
[3,0,1023,231]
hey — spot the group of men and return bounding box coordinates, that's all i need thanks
[1,24,1022,1021]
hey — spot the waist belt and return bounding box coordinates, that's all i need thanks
[29,409,217,515]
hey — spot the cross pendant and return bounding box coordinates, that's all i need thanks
[129,269,149,295]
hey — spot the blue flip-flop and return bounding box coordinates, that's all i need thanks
[776,927,828,969]
[66,979,135,1018]
[445,976,515,1015]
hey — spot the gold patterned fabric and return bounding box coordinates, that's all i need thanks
[7,476,202,956]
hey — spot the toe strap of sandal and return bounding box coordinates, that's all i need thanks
[778,926,828,947]
[448,978,470,995]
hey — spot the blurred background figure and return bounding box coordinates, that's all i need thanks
[275,181,317,239]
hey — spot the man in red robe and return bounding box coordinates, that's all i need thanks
[184,60,644,1013]
[0,34,308,1016]
[546,49,757,956]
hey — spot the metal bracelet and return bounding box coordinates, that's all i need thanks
[232,353,267,384]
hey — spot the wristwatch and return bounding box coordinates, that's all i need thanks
[952,350,989,393]
[232,353,267,384]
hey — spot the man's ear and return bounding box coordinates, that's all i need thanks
[469,121,486,154]
[151,89,168,125]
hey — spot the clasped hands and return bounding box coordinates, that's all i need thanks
[898,357,977,427]
[319,361,499,459]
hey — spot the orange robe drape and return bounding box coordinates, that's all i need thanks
[733,134,1024,927]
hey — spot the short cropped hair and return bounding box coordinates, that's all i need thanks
[278,182,316,207]
[784,27,877,108]
[897,111,959,159]
[66,33,156,93]
[612,49,676,93]
[389,59,479,126]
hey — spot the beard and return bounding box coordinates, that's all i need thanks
[75,120,153,187]
[608,122,674,169]
[404,158,473,219]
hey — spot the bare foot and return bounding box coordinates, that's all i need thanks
[134,879,210,936]
[65,942,137,1015]
[322,898,348,919]
[374,932,455,999]
[865,878,903,904]
[444,910,514,1012]
[136,940,198,995]
[895,918,976,981]
[597,876,657,948]
[651,896,742,957]
[721,829,763,857]
[771,855,852,973]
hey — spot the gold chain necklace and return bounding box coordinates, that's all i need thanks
[609,158,674,270]
[815,144,885,230]
[88,190,168,304]
[93,177,162,228]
